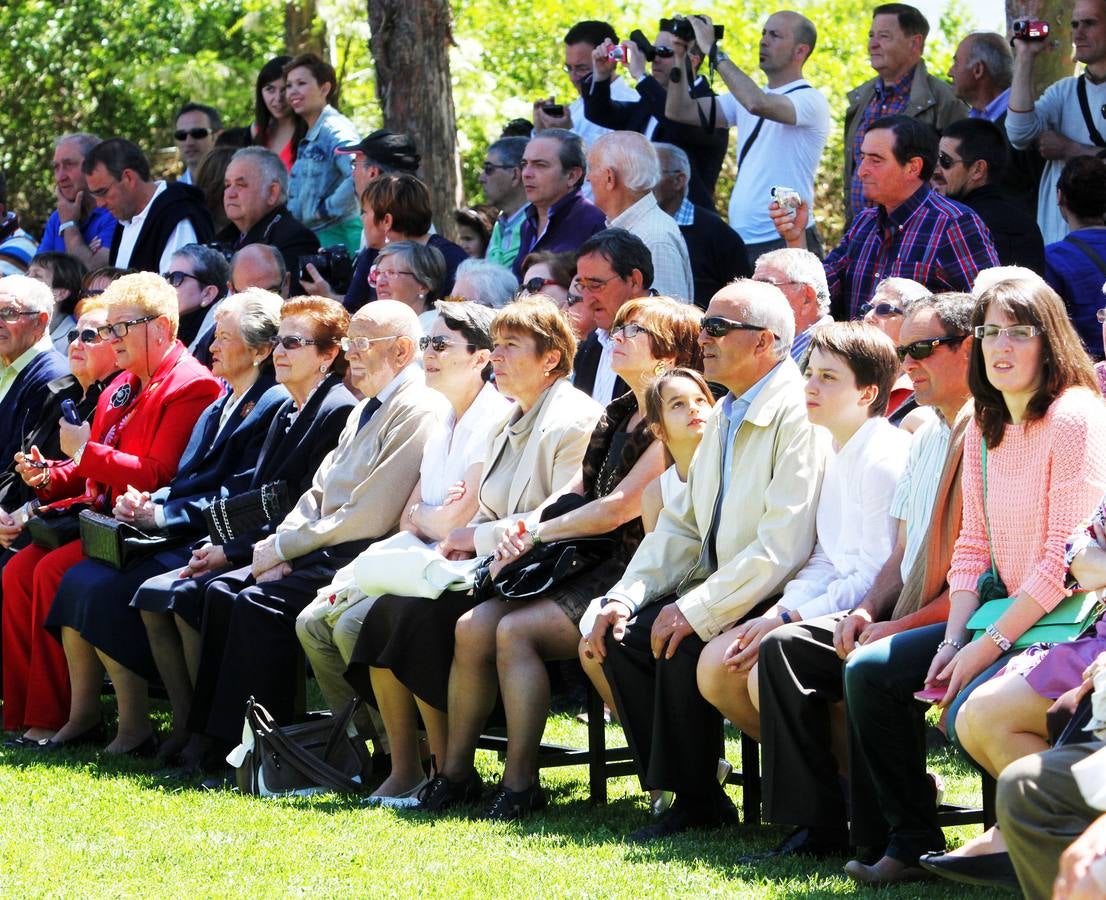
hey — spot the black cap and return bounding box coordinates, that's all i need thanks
[336,129,420,172]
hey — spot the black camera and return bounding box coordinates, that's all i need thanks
[202,241,235,264]
[661,15,724,44]
[299,245,353,294]
[627,29,659,62]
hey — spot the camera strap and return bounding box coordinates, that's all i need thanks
[1063,234,1106,278]
[1076,75,1106,148]
[738,84,812,168]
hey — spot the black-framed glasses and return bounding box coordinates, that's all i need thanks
[610,322,652,340]
[859,301,905,317]
[97,314,157,340]
[419,335,478,353]
[0,306,40,324]
[270,335,317,350]
[701,316,768,338]
[163,271,205,288]
[340,335,400,353]
[896,334,966,361]
[936,152,966,170]
[67,328,103,345]
[174,128,211,141]
[482,161,517,175]
[565,293,585,307]
[520,277,555,294]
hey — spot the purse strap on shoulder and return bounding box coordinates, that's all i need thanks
[981,437,998,582]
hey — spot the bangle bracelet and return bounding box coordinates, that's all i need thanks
[936,639,962,652]
[1006,105,1034,113]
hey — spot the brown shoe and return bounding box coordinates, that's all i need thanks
[844,855,933,886]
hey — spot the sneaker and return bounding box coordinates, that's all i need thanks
[716,758,733,784]
[483,782,548,821]
[363,776,430,809]
[415,770,485,812]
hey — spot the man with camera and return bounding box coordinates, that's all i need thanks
[665,12,829,268]
[1006,0,1106,243]
[583,18,727,206]
[216,147,319,294]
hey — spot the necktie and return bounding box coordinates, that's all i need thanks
[357,397,382,431]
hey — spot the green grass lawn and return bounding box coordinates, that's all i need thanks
[0,704,1011,898]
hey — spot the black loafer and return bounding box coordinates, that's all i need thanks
[631,795,739,843]
[740,826,851,862]
[917,851,1019,890]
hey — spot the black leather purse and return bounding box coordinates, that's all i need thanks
[78,509,174,570]
[26,504,88,550]
[203,481,291,544]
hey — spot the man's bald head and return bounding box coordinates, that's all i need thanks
[230,244,288,297]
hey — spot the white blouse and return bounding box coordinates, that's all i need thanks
[781,416,911,620]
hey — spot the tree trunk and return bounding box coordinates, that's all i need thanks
[285,1,326,57]
[1006,0,1074,96]
[368,0,460,240]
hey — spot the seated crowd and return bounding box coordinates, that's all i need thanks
[3,4,1106,896]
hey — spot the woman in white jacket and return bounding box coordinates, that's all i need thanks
[697,320,910,738]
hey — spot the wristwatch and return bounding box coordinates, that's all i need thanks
[713,48,730,64]
[58,220,77,234]
[984,623,1012,653]
[529,526,542,547]
[779,610,793,625]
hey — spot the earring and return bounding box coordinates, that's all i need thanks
[319,364,328,374]
[253,359,260,368]
[653,361,668,377]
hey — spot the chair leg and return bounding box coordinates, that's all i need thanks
[587,683,607,805]
[982,771,997,830]
[740,732,761,826]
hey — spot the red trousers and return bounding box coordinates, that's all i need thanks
[2,540,84,731]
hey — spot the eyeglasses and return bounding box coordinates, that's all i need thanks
[368,265,415,286]
[87,179,118,199]
[340,335,401,353]
[419,335,478,353]
[859,301,905,317]
[565,293,585,307]
[577,273,622,292]
[233,284,283,295]
[174,128,211,141]
[520,277,556,294]
[653,46,676,58]
[936,152,966,170]
[0,306,39,324]
[97,314,157,340]
[896,334,967,361]
[79,288,105,299]
[610,322,652,340]
[1098,308,1106,324]
[563,63,592,77]
[270,335,317,350]
[482,162,517,175]
[700,316,768,338]
[67,328,103,345]
[163,271,205,288]
[974,324,1042,341]
[754,276,803,289]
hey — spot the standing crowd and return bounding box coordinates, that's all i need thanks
[3,4,1106,896]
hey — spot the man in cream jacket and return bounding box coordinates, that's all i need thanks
[586,278,828,841]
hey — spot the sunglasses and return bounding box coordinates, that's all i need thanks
[895,334,966,361]
[482,162,516,175]
[653,46,676,58]
[67,328,103,345]
[859,301,905,317]
[520,277,556,294]
[163,271,205,288]
[174,128,211,141]
[974,324,1042,341]
[419,335,478,352]
[700,316,768,338]
[610,322,652,340]
[270,334,317,350]
[565,293,585,307]
[97,314,157,340]
[936,152,966,170]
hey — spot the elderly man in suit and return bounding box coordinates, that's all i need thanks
[585,278,828,841]
[188,300,446,763]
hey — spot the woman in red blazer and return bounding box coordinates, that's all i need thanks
[3,272,222,745]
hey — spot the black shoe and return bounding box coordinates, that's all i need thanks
[742,826,851,862]
[3,735,47,749]
[917,851,1019,890]
[25,719,109,752]
[630,794,739,843]
[415,770,485,812]
[120,732,160,759]
[199,771,235,792]
[483,782,548,821]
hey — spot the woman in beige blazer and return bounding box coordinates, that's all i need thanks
[345,296,601,804]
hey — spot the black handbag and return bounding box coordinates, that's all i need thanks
[78,509,174,570]
[204,481,291,544]
[230,696,370,797]
[26,504,88,550]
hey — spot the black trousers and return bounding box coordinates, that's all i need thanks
[601,599,724,800]
[191,539,371,745]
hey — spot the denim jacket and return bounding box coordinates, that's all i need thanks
[287,105,360,230]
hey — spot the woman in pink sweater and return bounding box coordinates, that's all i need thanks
[916,276,1106,878]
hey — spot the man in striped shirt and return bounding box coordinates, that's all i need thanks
[771,115,1000,320]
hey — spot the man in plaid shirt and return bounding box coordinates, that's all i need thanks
[771,115,999,320]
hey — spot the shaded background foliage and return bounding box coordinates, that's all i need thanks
[2,0,974,246]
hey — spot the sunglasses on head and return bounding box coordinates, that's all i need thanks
[67,328,103,345]
[700,316,768,338]
[859,301,905,317]
[895,334,966,361]
[174,128,211,141]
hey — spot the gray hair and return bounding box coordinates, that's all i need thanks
[213,287,283,350]
[653,142,691,180]
[54,132,101,157]
[903,291,975,335]
[377,241,446,298]
[756,248,831,317]
[589,131,660,193]
[230,146,289,206]
[434,299,497,349]
[170,244,230,297]
[0,274,55,317]
[966,32,1013,89]
[872,276,929,307]
[971,265,1046,297]
[452,258,519,309]
[733,278,795,358]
